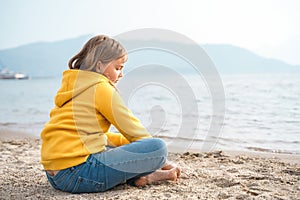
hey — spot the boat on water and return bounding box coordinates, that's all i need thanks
[0,68,29,80]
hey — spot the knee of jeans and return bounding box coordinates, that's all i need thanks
[149,138,168,156]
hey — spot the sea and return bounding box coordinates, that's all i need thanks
[1,73,299,154]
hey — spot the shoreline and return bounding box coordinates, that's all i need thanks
[0,128,299,199]
[1,127,300,165]
[0,128,39,140]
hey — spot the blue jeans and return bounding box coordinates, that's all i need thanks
[46,138,167,193]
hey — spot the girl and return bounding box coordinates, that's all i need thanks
[40,35,181,193]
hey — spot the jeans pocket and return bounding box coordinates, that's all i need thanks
[71,177,104,193]
[50,167,80,192]
[52,168,72,183]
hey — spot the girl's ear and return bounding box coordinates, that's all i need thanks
[95,61,103,73]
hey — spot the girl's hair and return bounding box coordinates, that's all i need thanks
[68,35,127,71]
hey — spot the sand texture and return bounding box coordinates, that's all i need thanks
[0,138,299,200]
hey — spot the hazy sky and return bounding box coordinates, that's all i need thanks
[0,0,299,64]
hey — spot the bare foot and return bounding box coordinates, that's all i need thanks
[134,167,178,187]
[161,162,181,178]
[134,176,147,187]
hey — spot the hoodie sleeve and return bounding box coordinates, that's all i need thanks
[95,82,152,142]
[105,132,130,147]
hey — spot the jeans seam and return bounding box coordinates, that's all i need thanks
[106,156,165,167]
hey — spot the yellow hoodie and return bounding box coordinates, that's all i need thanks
[41,70,151,170]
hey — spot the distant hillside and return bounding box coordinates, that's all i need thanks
[0,35,92,77]
[202,44,299,74]
[0,35,299,77]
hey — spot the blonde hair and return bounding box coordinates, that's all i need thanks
[68,35,127,71]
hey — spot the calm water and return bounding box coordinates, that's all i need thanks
[0,73,299,154]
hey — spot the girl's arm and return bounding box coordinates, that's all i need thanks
[95,82,152,142]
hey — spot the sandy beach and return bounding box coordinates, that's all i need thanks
[0,129,299,200]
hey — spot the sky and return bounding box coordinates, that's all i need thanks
[0,0,299,65]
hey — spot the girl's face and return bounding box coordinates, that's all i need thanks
[102,55,127,84]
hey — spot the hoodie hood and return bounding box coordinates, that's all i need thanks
[55,70,111,107]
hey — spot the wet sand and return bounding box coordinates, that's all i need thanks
[0,129,299,199]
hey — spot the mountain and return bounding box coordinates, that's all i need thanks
[0,35,92,77]
[202,44,300,74]
[0,35,299,77]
